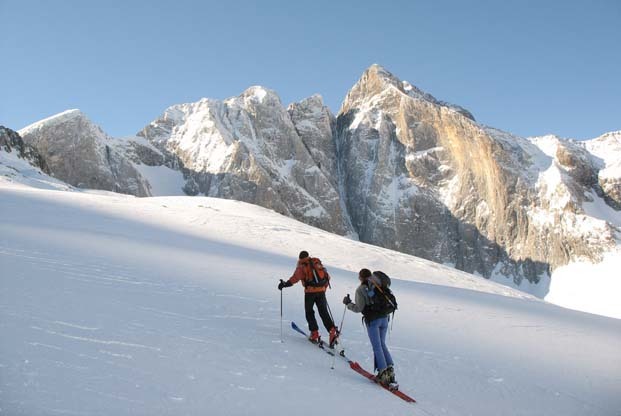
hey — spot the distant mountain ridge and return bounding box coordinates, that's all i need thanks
[18,110,152,196]
[7,64,620,300]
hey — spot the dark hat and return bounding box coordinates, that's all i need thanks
[299,250,309,259]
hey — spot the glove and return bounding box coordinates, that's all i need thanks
[343,294,352,305]
[278,280,292,290]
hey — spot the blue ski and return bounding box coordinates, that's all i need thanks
[290,321,347,359]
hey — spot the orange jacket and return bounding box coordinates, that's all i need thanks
[287,257,329,293]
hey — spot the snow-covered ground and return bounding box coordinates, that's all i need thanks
[0,149,73,192]
[1,180,620,416]
[133,164,186,196]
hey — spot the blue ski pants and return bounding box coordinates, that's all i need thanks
[366,316,393,372]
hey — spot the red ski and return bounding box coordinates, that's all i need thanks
[291,322,416,403]
[349,361,416,403]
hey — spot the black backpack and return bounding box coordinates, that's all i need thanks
[363,271,397,322]
[373,271,392,290]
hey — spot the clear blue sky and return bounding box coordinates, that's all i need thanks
[1,0,619,139]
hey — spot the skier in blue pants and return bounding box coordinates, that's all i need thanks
[343,268,396,386]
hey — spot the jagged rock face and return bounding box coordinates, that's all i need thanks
[111,134,185,170]
[337,65,530,278]
[288,95,339,187]
[0,126,49,173]
[138,88,354,235]
[19,110,151,196]
[584,131,621,210]
[117,138,167,167]
[336,65,619,283]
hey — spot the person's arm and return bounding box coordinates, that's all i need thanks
[346,286,367,313]
[287,264,306,285]
[278,264,305,290]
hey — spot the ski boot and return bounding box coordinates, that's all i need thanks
[386,365,399,390]
[375,368,391,385]
[308,330,321,344]
[376,367,398,390]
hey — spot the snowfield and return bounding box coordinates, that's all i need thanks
[1,181,620,416]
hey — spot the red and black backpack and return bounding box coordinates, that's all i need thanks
[302,257,330,288]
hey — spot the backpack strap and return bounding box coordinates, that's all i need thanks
[306,256,330,289]
[309,259,320,284]
[369,279,396,309]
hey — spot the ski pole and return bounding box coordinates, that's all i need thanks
[280,279,284,343]
[326,298,335,324]
[331,302,348,370]
[338,300,347,335]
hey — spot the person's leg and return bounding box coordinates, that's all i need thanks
[367,319,387,371]
[315,292,335,331]
[378,316,394,368]
[304,293,319,332]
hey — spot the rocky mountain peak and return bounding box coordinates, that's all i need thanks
[586,130,621,152]
[290,94,326,110]
[365,64,403,87]
[18,110,151,196]
[342,64,475,121]
[340,64,400,111]
[287,94,332,122]
[237,86,280,107]
[19,109,88,136]
[347,64,429,102]
[135,88,353,235]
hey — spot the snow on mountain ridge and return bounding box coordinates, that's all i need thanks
[140,87,290,174]
[241,85,271,105]
[18,108,85,137]
[584,131,621,179]
[527,135,574,211]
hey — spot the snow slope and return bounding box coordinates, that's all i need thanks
[108,135,187,197]
[1,181,620,416]
[0,147,73,192]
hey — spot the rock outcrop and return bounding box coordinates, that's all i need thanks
[584,131,621,210]
[0,126,49,173]
[19,110,151,196]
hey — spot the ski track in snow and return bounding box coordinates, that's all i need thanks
[0,184,620,415]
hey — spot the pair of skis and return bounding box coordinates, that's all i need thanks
[291,321,416,403]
